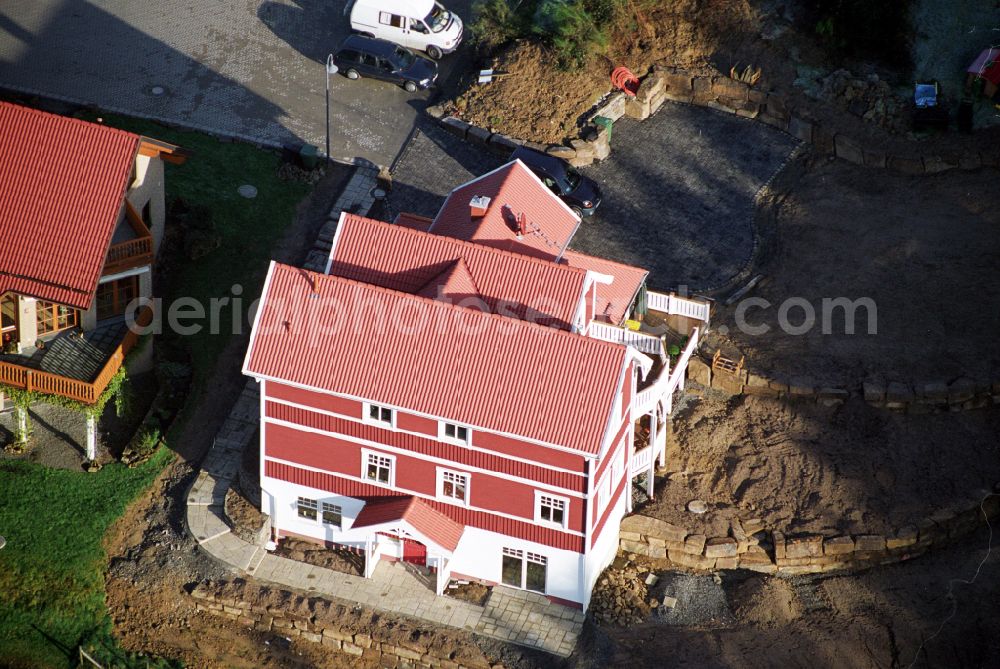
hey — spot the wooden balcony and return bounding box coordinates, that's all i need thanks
[0,307,152,404]
[103,200,153,275]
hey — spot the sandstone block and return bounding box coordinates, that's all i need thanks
[886,525,918,550]
[788,116,813,142]
[788,376,815,397]
[688,356,712,387]
[704,537,739,558]
[621,514,688,543]
[342,642,365,657]
[834,134,864,165]
[784,535,823,559]
[715,556,739,569]
[668,549,716,570]
[853,534,886,552]
[948,378,976,404]
[773,531,786,559]
[863,379,886,403]
[888,155,925,175]
[684,534,707,555]
[824,536,855,555]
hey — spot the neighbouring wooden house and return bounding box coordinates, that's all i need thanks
[0,101,185,454]
[243,160,710,609]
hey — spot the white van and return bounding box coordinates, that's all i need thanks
[349,0,463,60]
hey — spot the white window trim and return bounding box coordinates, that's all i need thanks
[534,491,570,529]
[439,421,471,446]
[436,467,471,507]
[321,501,343,529]
[296,496,318,521]
[361,448,396,487]
[363,402,396,429]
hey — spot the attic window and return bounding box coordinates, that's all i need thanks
[441,422,470,445]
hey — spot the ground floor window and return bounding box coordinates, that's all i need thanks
[501,547,547,594]
[296,496,317,520]
[95,275,140,321]
[321,502,342,528]
[1,294,17,344]
[36,301,78,335]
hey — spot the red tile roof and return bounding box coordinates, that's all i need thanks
[352,496,465,552]
[560,250,648,325]
[329,214,589,328]
[0,102,139,309]
[393,212,433,230]
[245,262,627,455]
[429,160,581,260]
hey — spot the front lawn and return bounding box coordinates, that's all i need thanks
[0,111,311,667]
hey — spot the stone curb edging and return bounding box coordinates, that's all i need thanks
[188,581,500,669]
[429,66,998,173]
[687,355,1000,414]
[620,489,1000,575]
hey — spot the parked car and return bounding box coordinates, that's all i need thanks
[349,0,463,60]
[332,36,438,92]
[511,147,603,217]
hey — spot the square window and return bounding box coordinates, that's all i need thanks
[365,452,393,485]
[537,494,567,527]
[297,497,317,521]
[439,470,469,504]
[366,403,393,426]
[442,422,469,444]
[321,503,342,528]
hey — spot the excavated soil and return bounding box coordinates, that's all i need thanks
[449,0,758,144]
[645,392,1000,537]
[710,160,1000,385]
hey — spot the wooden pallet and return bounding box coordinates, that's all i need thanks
[712,349,745,377]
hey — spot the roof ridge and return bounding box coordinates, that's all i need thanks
[276,262,628,353]
[0,101,140,142]
[560,249,650,274]
[343,213,589,278]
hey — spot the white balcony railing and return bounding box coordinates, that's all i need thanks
[648,291,710,324]
[588,321,664,357]
[630,445,653,477]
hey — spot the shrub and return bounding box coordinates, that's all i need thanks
[533,0,610,69]
[471,0,532,52]
[811,0,915,68]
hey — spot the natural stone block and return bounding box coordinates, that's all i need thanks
[668,549,716,570]
[784,535,823,559]
[301,631,322,643]
[704,537,738,558]
[853,534,886,552]
[773,531,786,559]
[788,376,815,397]
[824,536,855,555]
[712,77,749,102]
[886,525,919,550]
[765,93,788,118]
[959,153,983,170]
[715,556,739,569]
[920,382,949,403]
[354,633,373,648]
[948,378,976,404]
[863,149,887,168]
[688,356,712,387]
[441,117,469,139]
[662,71,693,93]
[888,155,925,175]
[624,97,652,120]
[546,145,576,160]
[834,134,864,165]
[886,381,914,409]
[705,100,737,115]
[922,155,959,173]
[489,133,523,154]
[621,515,687,543]
[758,112,789,130]
[620,538,650,556]
[863,380,886,403]
[593,92,628,122]
[683,534,707,555]
[818,387,849,406]
[341,642,365,657]
[768,380,789,395]
[812,124,835,153]
[712,371,744,395]
[788,117,813,142]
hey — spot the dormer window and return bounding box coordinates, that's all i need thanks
[440,421,470,445]
[364,402,394,427]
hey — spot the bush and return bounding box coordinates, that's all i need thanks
[533,0,609,69]
[471,0,531,52]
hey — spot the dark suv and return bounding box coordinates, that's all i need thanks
[510,147,602,217]
[332,35,437,92]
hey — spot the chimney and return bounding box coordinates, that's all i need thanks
[515,212,527,238]
[469,195,491,217]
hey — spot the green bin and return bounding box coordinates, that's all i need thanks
[594,115,613,142]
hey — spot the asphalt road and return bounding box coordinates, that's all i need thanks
[0,0,471,167]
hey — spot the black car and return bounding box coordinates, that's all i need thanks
[510,147,602,217]
[332,35,437,92]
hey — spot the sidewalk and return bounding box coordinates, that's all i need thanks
[185,380,584,657]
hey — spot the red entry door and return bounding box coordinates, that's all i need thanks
[401,537,427,566]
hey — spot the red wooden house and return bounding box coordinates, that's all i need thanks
[243,160,709,608]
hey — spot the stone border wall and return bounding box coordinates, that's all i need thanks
[620,489,999,576]
[687,355,1000,414]
[189,580,502,669]
[430,66,998,171]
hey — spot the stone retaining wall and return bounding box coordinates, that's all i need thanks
[431,66,997,172]
[687,355,1000,414]
[619,489,999,575]
[189,580,503,669]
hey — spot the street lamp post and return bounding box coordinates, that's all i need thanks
[325,54,338,166]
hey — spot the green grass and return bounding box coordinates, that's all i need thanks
[0,114,311,667]
[0,450,176,668]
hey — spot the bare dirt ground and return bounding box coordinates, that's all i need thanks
[710,159,1000,385]
[645,392,1000,537]
[585,525,1000,669]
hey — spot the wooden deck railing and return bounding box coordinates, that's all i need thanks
[0,307,152,404]
[647,291,711,324]
[104,200,154,275]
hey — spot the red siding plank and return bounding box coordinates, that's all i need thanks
[267,382,362,419]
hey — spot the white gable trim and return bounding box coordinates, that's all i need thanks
[323,210,349,276]
[241,261,277,377]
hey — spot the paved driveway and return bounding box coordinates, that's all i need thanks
[390,104,799,291]
[0,0,471,167]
